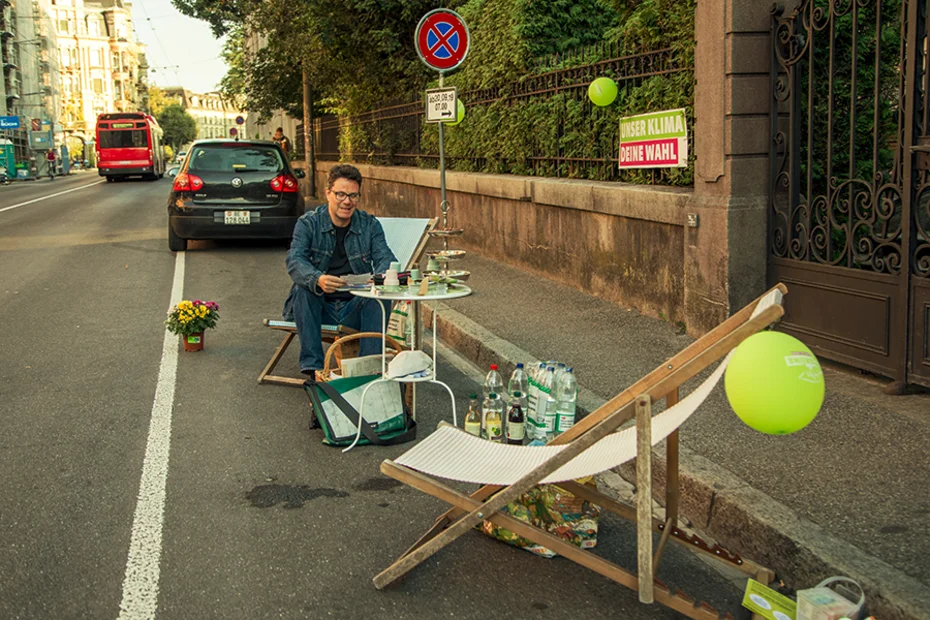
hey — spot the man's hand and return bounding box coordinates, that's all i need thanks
[317,275,347,294]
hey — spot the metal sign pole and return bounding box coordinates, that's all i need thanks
[438,71,449,234]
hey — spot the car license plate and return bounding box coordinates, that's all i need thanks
[224,210,250,225]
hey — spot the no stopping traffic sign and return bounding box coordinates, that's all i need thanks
[415,9,470,72]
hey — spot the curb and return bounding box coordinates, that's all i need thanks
[424,302,930,620]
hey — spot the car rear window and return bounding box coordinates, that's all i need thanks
[188,145,283,173]
[99,129,148,148]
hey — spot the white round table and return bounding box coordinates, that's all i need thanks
[343,284,472,452]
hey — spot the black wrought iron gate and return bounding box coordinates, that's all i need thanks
[770,0,930,388]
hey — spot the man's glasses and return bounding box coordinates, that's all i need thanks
[333,191,361,203]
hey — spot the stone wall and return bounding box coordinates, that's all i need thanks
[313,161,695,329]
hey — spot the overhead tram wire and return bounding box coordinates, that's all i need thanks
[134,0,183,86]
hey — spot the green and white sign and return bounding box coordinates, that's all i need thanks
[742,579,797,620]
[618,108,688,169]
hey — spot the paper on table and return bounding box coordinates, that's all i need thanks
[336,273,373,291]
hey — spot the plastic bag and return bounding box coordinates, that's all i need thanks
[387,301,411,346]
[479,477,601,558]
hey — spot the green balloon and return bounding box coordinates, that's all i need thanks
[724,331,824,435]
[588,77,618,107]
[447,99,466,126]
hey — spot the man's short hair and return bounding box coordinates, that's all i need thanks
[275,127,284,133]
[327,164,363,189]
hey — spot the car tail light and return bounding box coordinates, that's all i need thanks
[270,174,299,193]
[173,173,204,192]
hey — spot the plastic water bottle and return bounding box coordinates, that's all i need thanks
[508,363,529,402]
[554,368,577,436]
[543,367,559,442]
[525,362,545,440]
[532,367,555,443]
[484,364,504,400]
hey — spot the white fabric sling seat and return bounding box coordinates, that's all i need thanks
[397,350,729,485]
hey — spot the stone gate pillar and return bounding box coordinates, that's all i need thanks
[687,0,773,333]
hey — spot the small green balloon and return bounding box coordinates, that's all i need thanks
[724,331,824,435]
[447,99,466,126]
[588,77,618,107]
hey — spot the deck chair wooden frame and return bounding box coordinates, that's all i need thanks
[258,217,439,387]
[374,284,788,620]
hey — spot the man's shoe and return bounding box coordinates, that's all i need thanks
[301,369,326,383]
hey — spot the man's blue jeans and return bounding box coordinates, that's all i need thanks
[287,286,390,373]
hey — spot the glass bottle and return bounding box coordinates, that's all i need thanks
[464,393,481,437]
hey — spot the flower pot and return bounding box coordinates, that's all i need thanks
[183,331,204,352]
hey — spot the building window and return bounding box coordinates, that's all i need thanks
[92,49,103,67]
[92,78,104,94]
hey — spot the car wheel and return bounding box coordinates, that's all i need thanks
[168,224,187,252]
[106,176,114,183]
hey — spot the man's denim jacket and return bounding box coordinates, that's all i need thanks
[283,205,396,318]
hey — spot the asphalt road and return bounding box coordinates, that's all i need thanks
[0,176,748,619]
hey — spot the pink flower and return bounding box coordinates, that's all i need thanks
[193,300,202,305]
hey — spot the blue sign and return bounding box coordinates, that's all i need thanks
[0,116,20,129]
[235,115,245,125]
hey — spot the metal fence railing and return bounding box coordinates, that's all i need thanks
[313,41,694,186]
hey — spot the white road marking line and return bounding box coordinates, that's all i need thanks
[117,250,184,619]
[0,179,107,214]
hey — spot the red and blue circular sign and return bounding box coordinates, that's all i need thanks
[415,9,470,72]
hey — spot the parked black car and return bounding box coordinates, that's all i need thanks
[167,140,305,251]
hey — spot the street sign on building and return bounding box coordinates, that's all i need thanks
[618,109,688,169]
[415,9,470,72]
[235,115,245,125]
[425,87,458,123]
[0,116,20,129]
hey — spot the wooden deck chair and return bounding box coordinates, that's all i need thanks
[258,216,438,387]
[373,284,788,620]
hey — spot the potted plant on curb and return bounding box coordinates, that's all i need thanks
[165,300,220,351]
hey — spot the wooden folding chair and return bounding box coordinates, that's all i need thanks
[373,284,788,619]
[258,217,438,387]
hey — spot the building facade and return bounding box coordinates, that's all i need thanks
[0,0,61,166]
[162,87,245,140]
[53,0,147,138]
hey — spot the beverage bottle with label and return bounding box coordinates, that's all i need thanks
[484,364,504,400]
[525,362,546,440]
[484,392,504,442]
[543,367,560,442]
[534,367,556,443]
[506,392,525,445]
[464,393,482,437]
[554,368,577,437]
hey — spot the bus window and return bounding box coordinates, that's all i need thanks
[99,129,148,149]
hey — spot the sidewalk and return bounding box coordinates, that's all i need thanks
[426,252,930,620]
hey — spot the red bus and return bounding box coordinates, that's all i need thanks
[95,112,166,181]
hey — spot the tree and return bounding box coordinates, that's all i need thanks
[157,104,198,150]
[147,86,169,116]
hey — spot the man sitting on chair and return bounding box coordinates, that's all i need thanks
[283,164,396,379]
